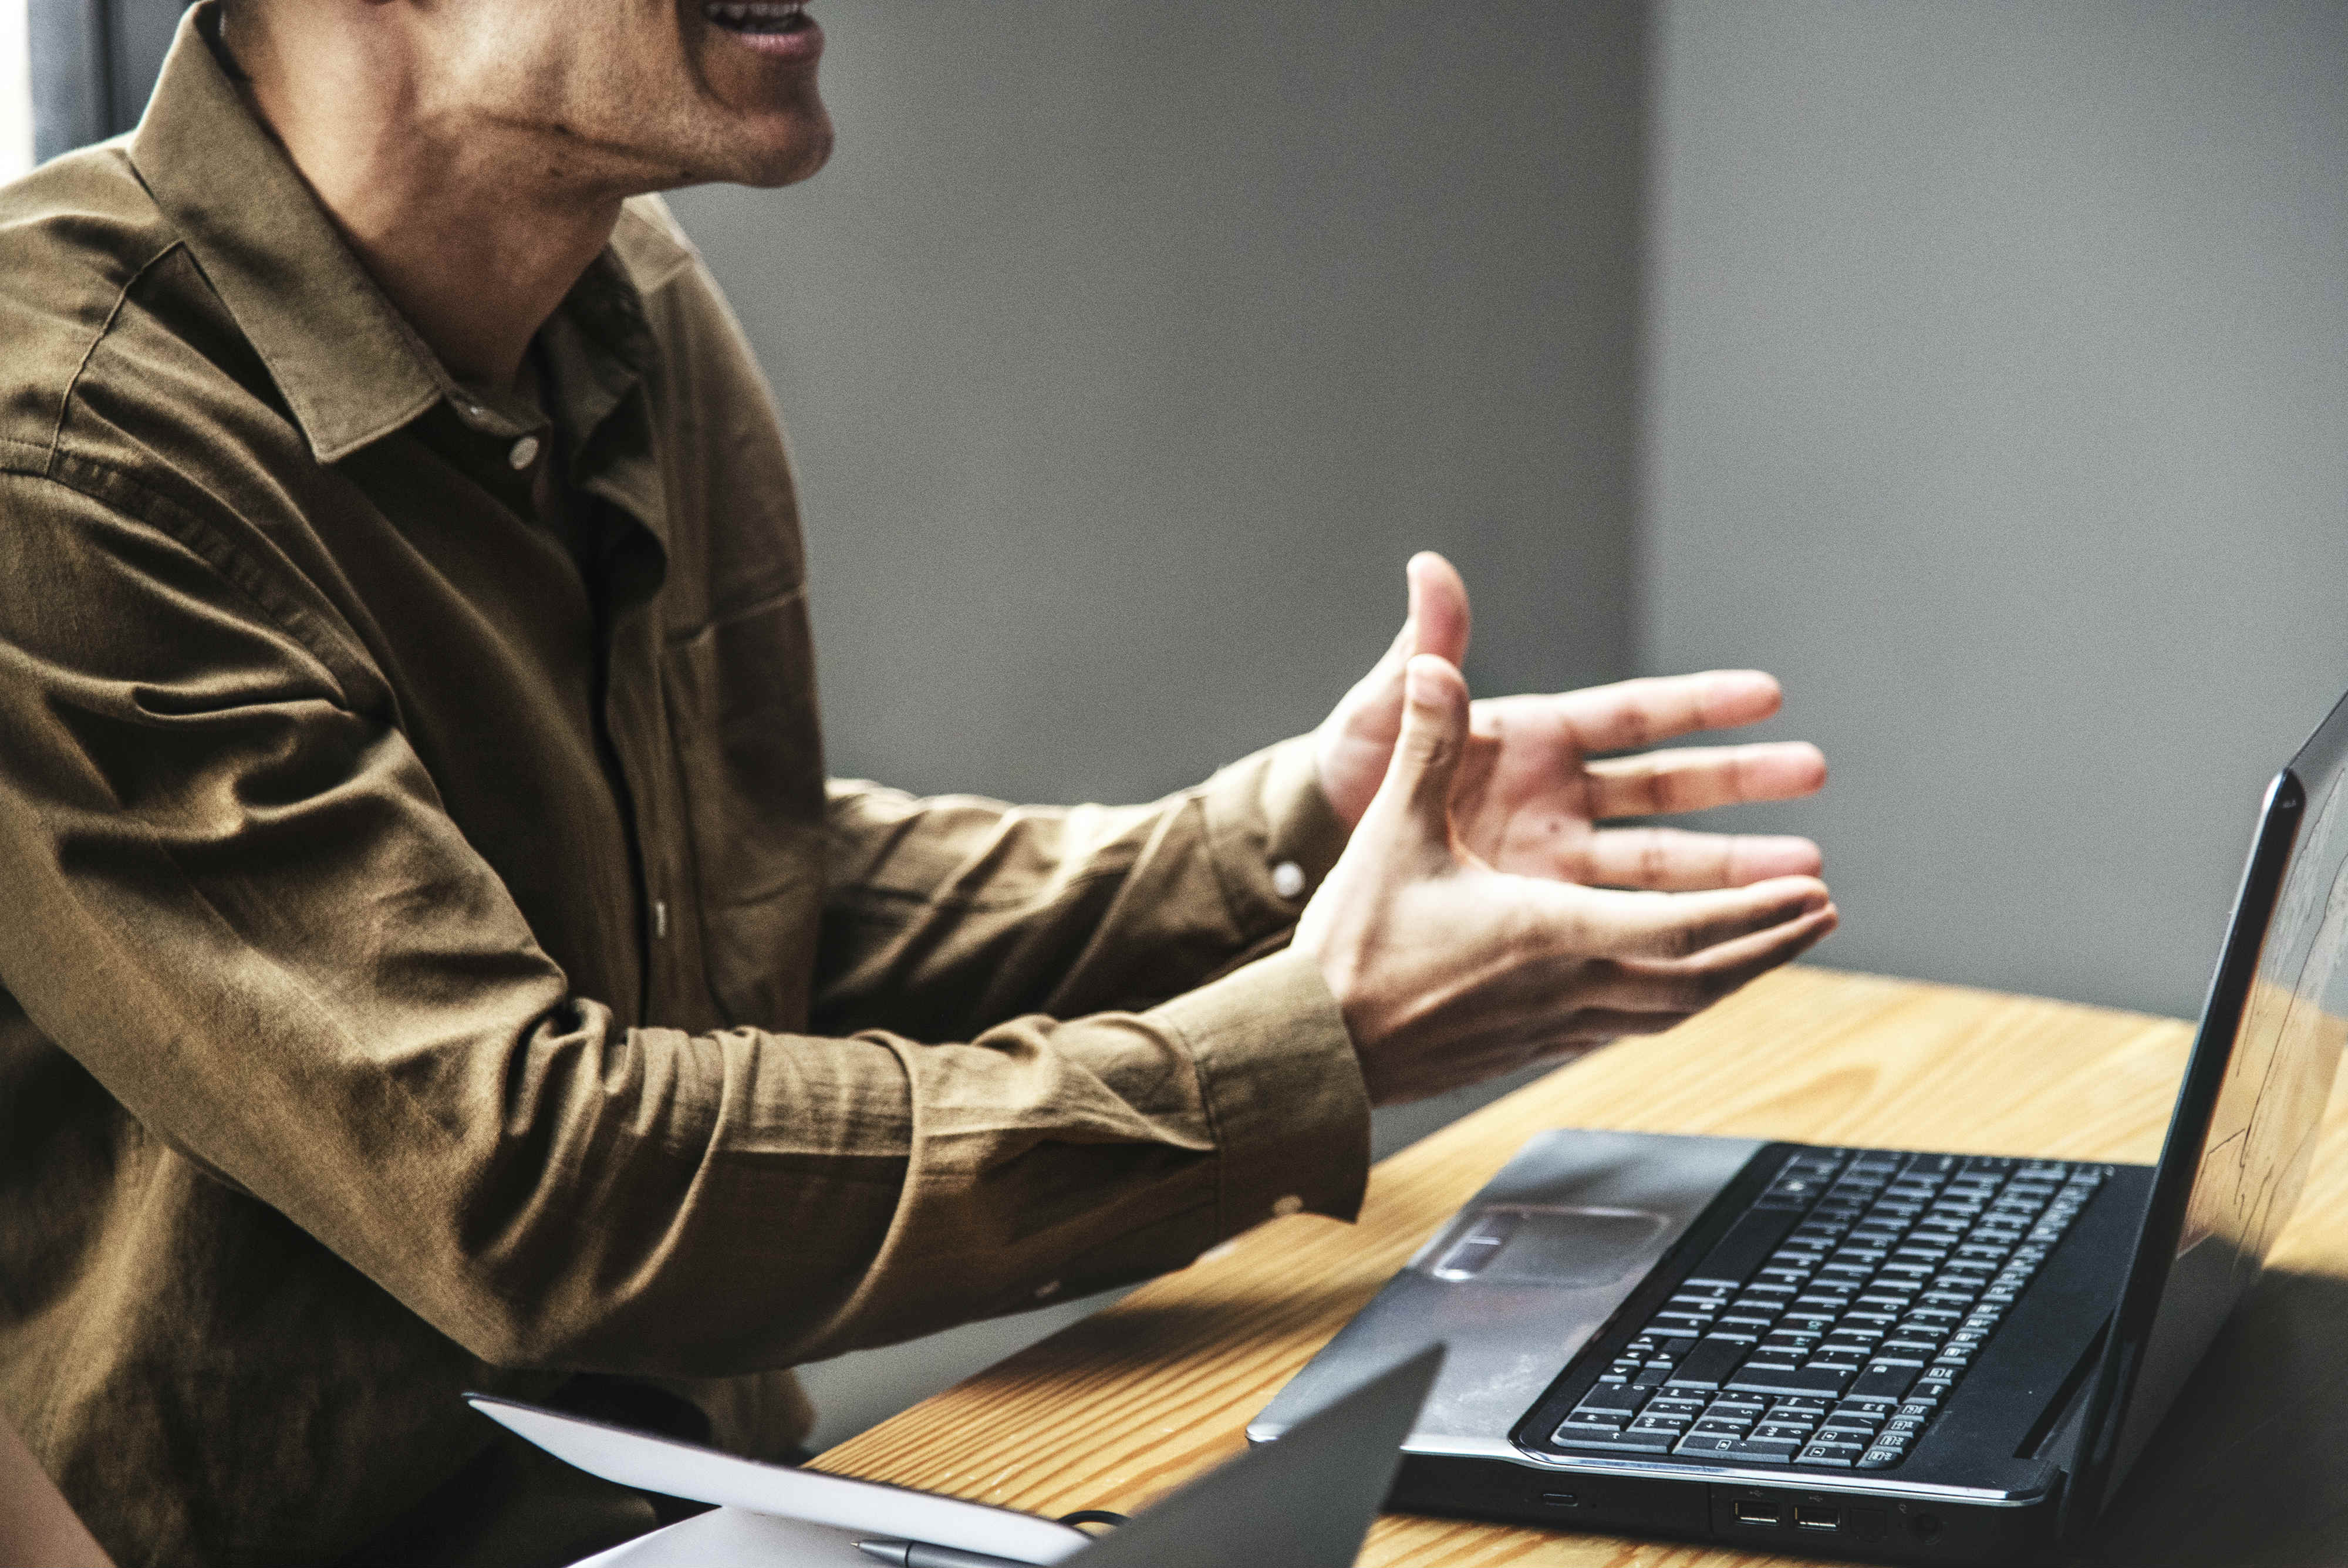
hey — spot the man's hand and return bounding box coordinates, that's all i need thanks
[1296,654,1838,1104]
[1314,553,1828,891]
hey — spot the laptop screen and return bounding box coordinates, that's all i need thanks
[2077,689,2348,1520]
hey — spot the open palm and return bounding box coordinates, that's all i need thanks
[1315,554,1827,890]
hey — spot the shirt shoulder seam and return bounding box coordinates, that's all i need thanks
[42,238,188,478]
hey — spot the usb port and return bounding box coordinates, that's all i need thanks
[1797,1504,1843,1531]
[1733,1500,1782,1525]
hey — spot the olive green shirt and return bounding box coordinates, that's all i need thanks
[0,13,1367,1567]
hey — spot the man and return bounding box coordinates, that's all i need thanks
[0,4,1836,1565]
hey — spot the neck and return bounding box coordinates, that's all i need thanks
[224,8,623,390]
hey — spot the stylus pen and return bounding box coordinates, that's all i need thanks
[854,1538,1035,1568]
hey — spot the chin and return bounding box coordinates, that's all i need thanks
[677,96,833,189]
[734,123,834,188]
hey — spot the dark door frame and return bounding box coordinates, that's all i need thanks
[30,0,190,163]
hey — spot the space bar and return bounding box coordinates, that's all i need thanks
[1726,1365,1854,1397]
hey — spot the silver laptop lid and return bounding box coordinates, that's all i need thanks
[1072,1345,1443,1568]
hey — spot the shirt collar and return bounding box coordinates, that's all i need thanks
[127,4,692,470]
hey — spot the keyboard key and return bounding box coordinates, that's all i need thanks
[1666,1335,1766,1391]
[1684,1207,1806,1288]
[1577,1385,1649,1419]
[1690,1417,1756,1437]
[1679,1434,1797,1462]
[1857,1447,1904,1469]
[1558,1426,1674,1452]
[1729,1364,1854,1397]
[1848,1362,1920,1400]
[1798,1442,1862,1467]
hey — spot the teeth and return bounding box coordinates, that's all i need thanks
[704,1,806,25]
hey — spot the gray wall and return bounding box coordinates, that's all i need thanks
[668,0,1645,807]
[669,0,1648,1448]
[1644,0,2348,1021]
[680,0,2348,1449]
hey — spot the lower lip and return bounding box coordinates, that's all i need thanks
[713,11,824,63]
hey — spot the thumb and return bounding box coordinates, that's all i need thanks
[1358,654,1471,856]
[1406,551,1471,669]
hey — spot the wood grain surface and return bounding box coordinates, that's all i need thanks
[813,966,2348,1565]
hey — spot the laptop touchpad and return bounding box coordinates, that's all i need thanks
[1426,1205,1670,1286]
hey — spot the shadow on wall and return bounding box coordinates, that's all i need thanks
[670,0,1654,1455]
[667,0,1649,808]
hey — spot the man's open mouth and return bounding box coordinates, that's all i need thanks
[703,1,812,36]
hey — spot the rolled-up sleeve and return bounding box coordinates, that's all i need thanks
[0,469,1367,1377]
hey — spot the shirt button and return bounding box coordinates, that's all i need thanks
[1270,861,1307,901]
[508,434,542,470]
[1271,1194,1305,1218]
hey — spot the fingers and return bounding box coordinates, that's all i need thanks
[1573,874,1831,960]
[1585,741,1827,819]
[1405,551,1470,669]
[1357,654,1472,862]
[1597,901,1841,1011]
[1581,825,1825,889]
[1545,669,1787,753]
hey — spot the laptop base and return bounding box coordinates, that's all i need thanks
[1252,1129,2151,1567]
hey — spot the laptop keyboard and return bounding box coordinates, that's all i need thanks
[1551,1148,2106,1470]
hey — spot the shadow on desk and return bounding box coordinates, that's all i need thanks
[2089,1267,2348,1566]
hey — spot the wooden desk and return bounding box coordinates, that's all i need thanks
[815,967,2348,1566]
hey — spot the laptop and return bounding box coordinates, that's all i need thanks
[1250,685,2348,1564]
[477,1345,1444,1568]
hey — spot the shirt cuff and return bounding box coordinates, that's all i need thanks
[1151,945,1369,1232]
[1199,734,1352,942]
